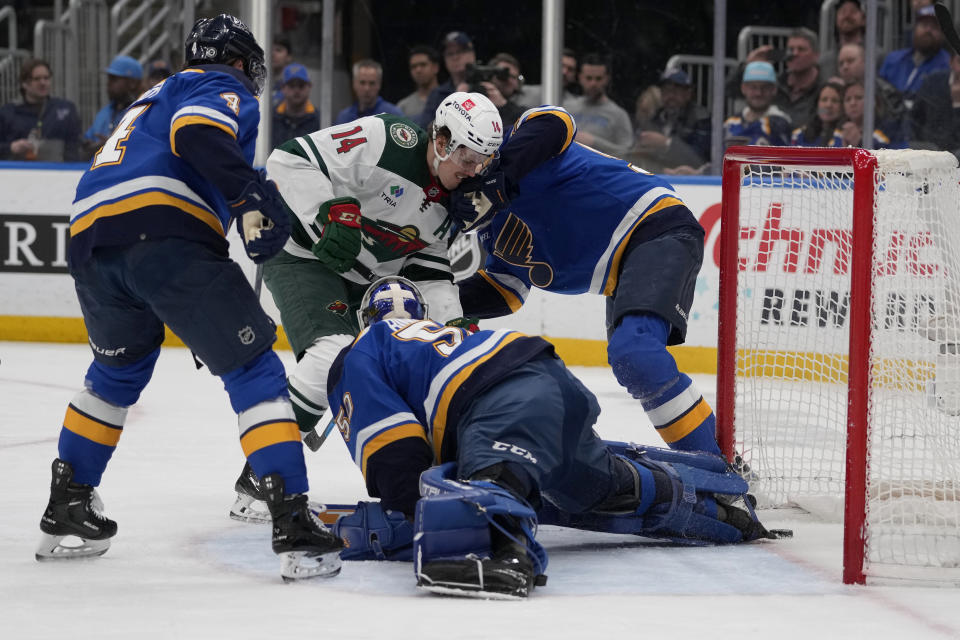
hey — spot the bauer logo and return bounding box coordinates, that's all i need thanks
[0,214,70,273]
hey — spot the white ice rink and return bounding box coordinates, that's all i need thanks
[2,341,960,639]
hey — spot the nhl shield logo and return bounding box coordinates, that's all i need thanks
[327,300,348,315]
[238,326,255,345]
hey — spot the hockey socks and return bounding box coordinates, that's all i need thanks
[57,389,128,486]
[642,374,721,455]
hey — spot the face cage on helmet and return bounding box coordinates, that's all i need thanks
[356,276,429,328]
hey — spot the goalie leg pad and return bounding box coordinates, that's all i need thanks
[332,501,413,561]
[538,444,756,544]
[415,464,548,598]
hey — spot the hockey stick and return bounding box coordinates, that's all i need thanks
[253,264,264,298]
[935,3,960,56]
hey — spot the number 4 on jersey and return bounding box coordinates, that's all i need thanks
[331,125,367,154]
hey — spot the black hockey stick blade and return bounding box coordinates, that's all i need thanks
[935,3,960,56]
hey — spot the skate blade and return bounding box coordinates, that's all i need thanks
[229,493,272,524]
[279,550,342,581]
[35,533,110,561]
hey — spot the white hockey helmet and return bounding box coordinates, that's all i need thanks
[433,91,503,161]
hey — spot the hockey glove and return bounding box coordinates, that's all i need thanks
[312,199,363,273]
[450,170,510,232]
[445,317,479,332]
[230,172,292,264]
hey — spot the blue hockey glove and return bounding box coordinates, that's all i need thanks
[230,172,291,264]
[331,501,413,561]
[312,198,363,273]
[450,170,510,232]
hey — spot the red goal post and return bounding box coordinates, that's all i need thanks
[717,146,960,586]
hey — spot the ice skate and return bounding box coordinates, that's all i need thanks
[36,458,117,561]
[229,461,272,524]
[229,461,327,524]
[261,473,343,581]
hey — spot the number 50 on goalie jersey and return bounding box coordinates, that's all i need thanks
[326,319,552,497]
[69,66,260,267]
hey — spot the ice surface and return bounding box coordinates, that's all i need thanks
[2,342,959,639]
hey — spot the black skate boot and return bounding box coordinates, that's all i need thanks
[36,458,117,561]
[229,461,271,524]
[417,516,546,599]
[261,473,344,581]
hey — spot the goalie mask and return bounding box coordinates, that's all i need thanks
[358,276,428,328]
[185,14,266,96]
[433,92,503,168]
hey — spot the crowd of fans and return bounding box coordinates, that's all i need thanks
[2,0,958,172]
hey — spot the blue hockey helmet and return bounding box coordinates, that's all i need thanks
[184,14,266,96]
[358,276,428,328]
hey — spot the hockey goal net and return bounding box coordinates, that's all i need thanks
[717,146,960,585]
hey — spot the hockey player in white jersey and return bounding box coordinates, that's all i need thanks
[228,92,503,522]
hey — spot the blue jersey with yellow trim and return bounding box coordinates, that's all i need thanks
[327,319,551,489]
[70,65,260,266]
[470,106,697,310]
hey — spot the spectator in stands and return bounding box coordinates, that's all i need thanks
[775,28,824,129]
[737,28,822,129]
[879,5,950,103]
[723,62,792,147]
[0,58,81,161]
[565,53,634,157]
[629,68,710,173]
[142,59,172,91]
[841,80,906,148]
[396,45,440,119]
[415,31,476,127]
[837,42,906,127]
[835,0,866,48]
[82,55,142,159]
[272,63,319,148]
[510,47,578,108]
[333,58,403,124]
[908,50,960,158]
[791,81,845,146]
[334,59,402,125]
[271,33,294,107]
[478,52,528,125]
[562,48,581,98]
[821,0,867,79]
[493,53,538,110]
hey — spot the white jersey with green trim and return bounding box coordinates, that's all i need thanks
[266,114,461,320]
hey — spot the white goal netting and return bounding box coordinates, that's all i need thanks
[728,149,960,583]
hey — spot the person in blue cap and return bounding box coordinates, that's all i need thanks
[722,61,792,147]
[271,62,319,147]
[82,55,143,157]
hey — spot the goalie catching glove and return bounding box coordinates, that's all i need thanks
[312,198,363,273]
[230,171,291,264]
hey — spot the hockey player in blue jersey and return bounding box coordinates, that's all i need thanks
[35,14,343,580]
[325,277,783,599]
[449,105,727,462]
